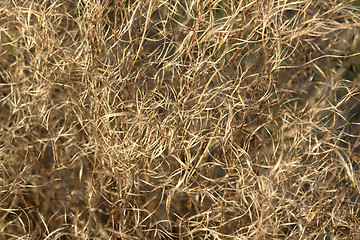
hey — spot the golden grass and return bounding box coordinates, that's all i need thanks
[0,0,360,239]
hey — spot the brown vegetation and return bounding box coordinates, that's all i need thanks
[1,0,360,239]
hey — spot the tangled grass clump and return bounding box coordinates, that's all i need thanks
[1,0,360,239]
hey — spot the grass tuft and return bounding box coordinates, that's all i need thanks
[0,0,360,239]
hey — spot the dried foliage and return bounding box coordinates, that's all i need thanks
[1,0,360,239]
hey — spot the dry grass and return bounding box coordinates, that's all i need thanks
[0,0,360,239]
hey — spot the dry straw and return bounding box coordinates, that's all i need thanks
[0,0,360,239]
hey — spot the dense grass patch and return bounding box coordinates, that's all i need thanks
[0,0,360,239]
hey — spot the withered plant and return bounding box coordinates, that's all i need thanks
[0,0,360,239]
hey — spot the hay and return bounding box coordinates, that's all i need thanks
[0,0,360,239]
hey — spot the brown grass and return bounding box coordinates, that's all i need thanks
[1,0,360,239]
